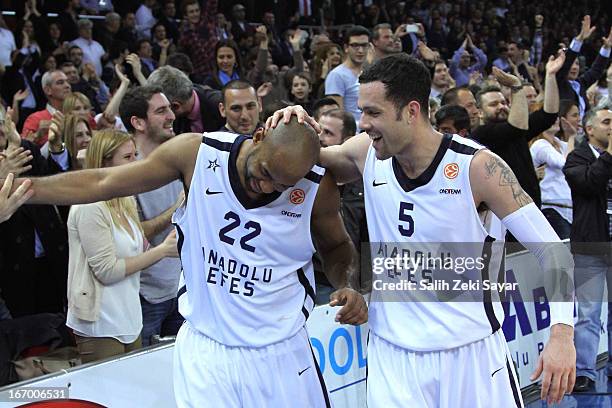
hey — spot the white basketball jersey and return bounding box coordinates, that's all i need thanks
[173,132,324,347]
[364,134,506,351]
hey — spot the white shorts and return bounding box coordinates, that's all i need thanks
[174,322,331,408]
[367,330,523,408]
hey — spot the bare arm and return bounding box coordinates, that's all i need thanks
[124,232,177,276]
[470,150,533,218]
[320,132,370,184]
[543,51,565,114]
[493,67,528,130]
[102,65,130,122]
[471,150,575,404]
[13,133,200,205]
[140,191,183,241]
[311,172,367,325]
[311,173,353,289]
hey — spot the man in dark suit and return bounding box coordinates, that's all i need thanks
[556,16,611,120]
[0,111,70,318]
[146,66,224,134]
[563,107,612,392]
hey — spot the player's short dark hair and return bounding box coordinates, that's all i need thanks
[313,97,340,120]
[320,108,357,140]
[119,85,164,133]
[475,85,502,108]
[344,25,371,45]
[435,105,471,133]
[359,53,431,120]
[221,79,255,104]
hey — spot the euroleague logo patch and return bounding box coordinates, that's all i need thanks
[289,188,305,204]
[443,163,459,179]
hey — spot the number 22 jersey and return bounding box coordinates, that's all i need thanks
[173,132,324,347]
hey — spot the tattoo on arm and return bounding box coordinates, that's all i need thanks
[484,155,533,207]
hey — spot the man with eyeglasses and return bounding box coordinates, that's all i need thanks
[325,26,371,126]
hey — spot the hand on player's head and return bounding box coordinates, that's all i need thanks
[265,105,322,135]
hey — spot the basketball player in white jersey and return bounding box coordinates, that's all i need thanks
[268,53,575,407]
[8,118,368,407]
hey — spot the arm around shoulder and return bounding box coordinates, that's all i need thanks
[320,132,369,184]
[23,132,199,205]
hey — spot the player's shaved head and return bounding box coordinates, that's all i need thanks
[264,117,320,171]
[243,117,320,195]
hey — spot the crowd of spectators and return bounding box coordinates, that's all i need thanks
[0,0,610,391]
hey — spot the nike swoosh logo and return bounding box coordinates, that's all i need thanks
[205,188,223,195]
[491,366,504,377]
[298,367,310,376]
[372,181,387,187]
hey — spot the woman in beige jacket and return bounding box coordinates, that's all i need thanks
[66,130,178,363]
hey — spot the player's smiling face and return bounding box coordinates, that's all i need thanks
[358,81,413,160]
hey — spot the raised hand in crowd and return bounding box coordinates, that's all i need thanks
[0,147,33,179]
[545,50,566,76]
[125,53,147,86]
[469,71,483,86]
[115,63,130,86]
[492,66,522,88]
[160,39,171,51]
[0,173,33,223]
[98,64,131,130]
[82,63,98,82]
[416,23,426,39]
[394,24,408,39]
[320,57,332,79]
[289,29,303,51]
[576,15,596,42]
[602,27,612,49]
[255,25,268,47]
[2,108,23,150]
[417,41,437,62]
[256,82,273,98]
[13,89,29,104]
[10,89,29,124]
[47,111,65,154]
[23,0,40,20]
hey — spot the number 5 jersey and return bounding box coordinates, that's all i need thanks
[363,134,506,351]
